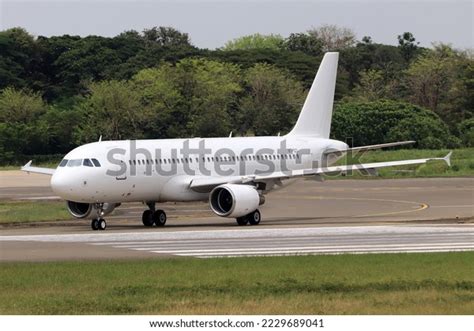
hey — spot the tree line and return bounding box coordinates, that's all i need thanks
[0,25,472,163]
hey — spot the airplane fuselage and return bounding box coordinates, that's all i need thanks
[51,136,347,204]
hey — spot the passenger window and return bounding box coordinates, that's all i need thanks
[59,159,68,167]
[91,158,101,167]
[83,159,93,167]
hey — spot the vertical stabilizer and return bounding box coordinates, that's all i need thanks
[287,52,339,138]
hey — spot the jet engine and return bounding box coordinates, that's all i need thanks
[66,201,119,219]
[209,184,262,218]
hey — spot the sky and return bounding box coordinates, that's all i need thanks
[1,0,472,49]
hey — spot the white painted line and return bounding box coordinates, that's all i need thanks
[143,242,474,254]
[2,225,474,243]
[169,246,474,257]
[192,248,474,258]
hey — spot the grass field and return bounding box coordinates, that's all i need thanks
[0,201,70,224]
[0,252,473,314]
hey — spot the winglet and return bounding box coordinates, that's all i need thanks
[443,151,452,167]
[22,160,33,170]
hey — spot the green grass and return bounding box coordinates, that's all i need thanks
[1,253,473,314]
[330,148,474,179]
[0,201,70,224]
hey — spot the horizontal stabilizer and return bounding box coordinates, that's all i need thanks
[324,141,416,156]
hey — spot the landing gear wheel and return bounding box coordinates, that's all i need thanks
[91,218,100,231]
[142,210,154,227]
[98,218,107,230]
[153,210,167,226]
[236,216,249,226]
[248,209,261,225]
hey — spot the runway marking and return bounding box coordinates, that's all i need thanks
[3,225,472,258]
[142,242,474,253]
[356,203,429,218]
[286,195,430,218]
[431,205,474,208]
[176,248,474,258]
[20,196,61,200]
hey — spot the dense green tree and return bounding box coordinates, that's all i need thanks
[331,100,458,149]
[284,33,323,56]
[239,63,305,136]
[74,80,146,143]
[458,118,474,147]
[308,24,356,52]
[351,69,396,101]
[0,88,50,159]
[0,28,44,91]
[142,26,193,48]
[339,41,406,89]
[0,26,472,163]
[223,33,285,51]
[132,64,184,138]
[404,44,473,129]
[398,32,420,62]
[133,59,241,138]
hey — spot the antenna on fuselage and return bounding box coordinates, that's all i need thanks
[98,135,102,142]
[229,131,233,138]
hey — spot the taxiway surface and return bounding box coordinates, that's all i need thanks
[0,171,472,261]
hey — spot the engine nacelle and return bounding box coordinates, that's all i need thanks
[66,201,118,219]
[209,184,260,218]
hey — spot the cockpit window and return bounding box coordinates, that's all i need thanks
[59,159,68,167]
[91,158,101,167]
[83,159,93,167]
[67,159,82,167]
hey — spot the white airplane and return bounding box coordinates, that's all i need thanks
[22,52,451,230]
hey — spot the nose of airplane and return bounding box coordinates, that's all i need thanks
[50,171,73,197]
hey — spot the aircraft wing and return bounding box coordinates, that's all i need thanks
[189,152,451,192]
[21,160,56,176]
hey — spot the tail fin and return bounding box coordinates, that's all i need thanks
[287,52,339,138]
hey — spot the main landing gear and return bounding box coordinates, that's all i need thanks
[236,209,261,226]
[91,218,106,231]
[142,202,167,227]
[91,203,107,231]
